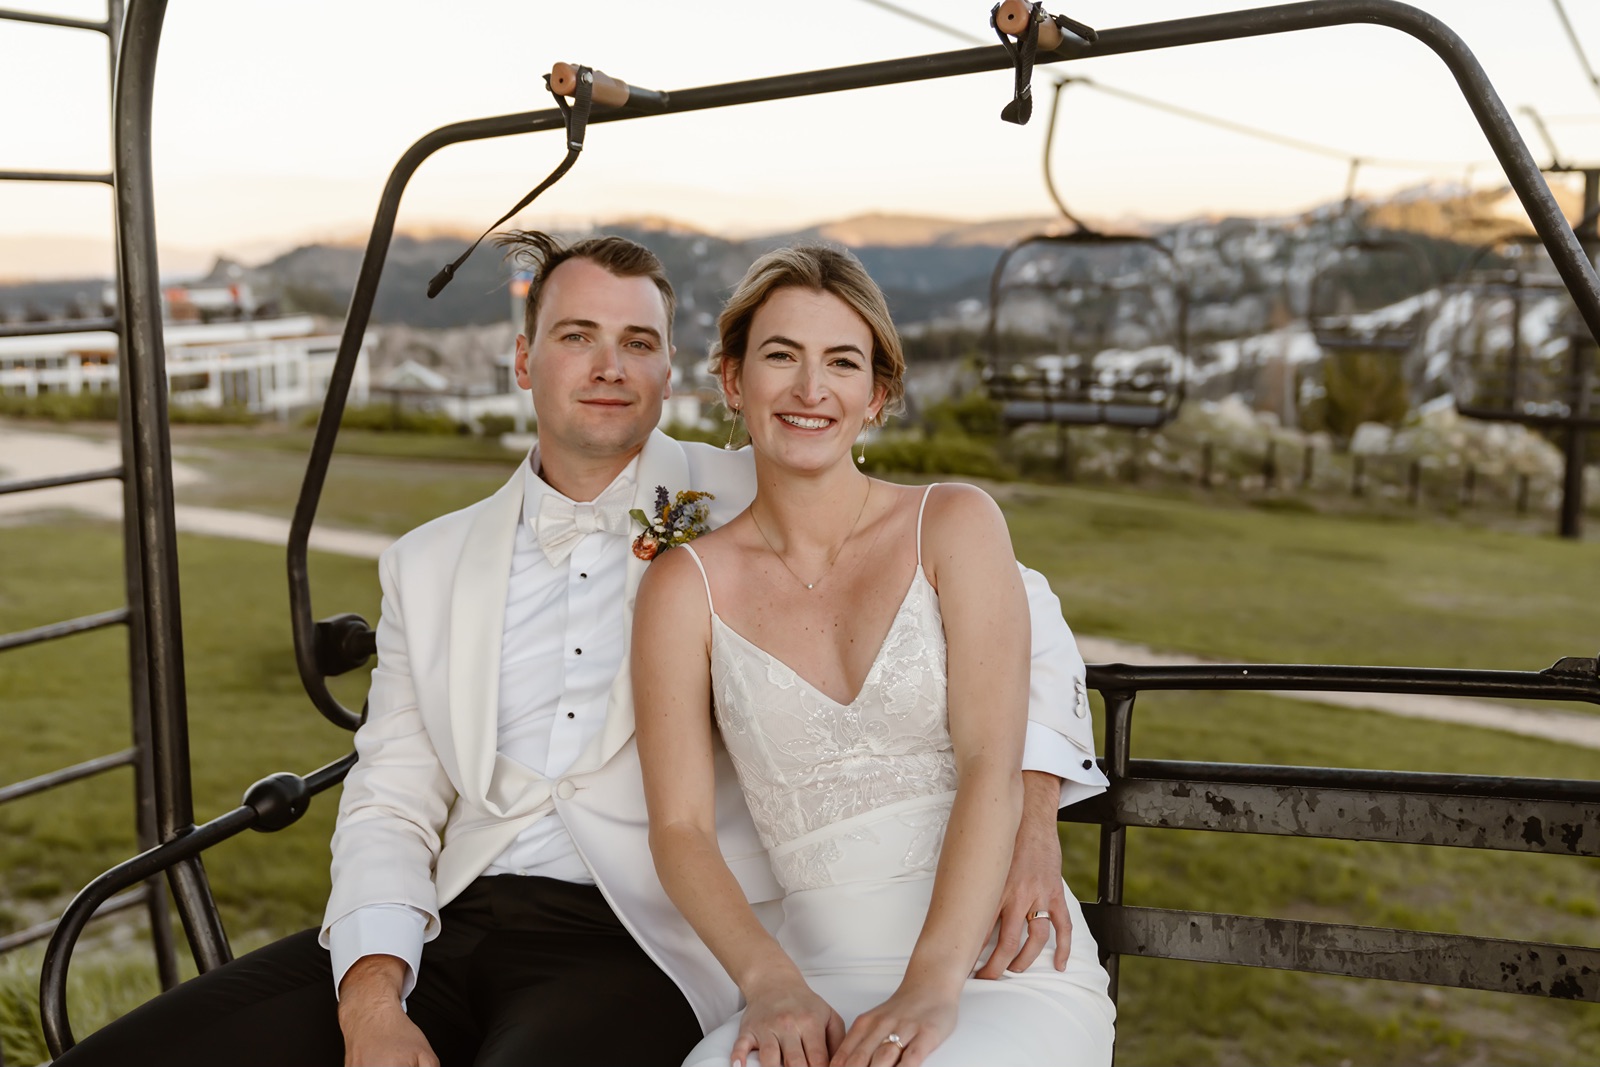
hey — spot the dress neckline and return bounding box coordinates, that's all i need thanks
[710,567,931,709]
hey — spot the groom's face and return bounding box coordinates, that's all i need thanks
[514,257,675,463]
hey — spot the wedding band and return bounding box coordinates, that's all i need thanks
[881,1033,906,1049]
[1027,910,1051,921]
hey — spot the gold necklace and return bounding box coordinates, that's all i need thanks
[750,480,872,590]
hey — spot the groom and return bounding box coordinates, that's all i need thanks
[54,233,1107,1066]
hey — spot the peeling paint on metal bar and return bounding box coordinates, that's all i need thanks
[1083,905,1600,1000]
[1091,779,1599,856]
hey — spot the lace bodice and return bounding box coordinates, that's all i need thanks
[685,488,958,893]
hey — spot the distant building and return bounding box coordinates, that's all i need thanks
[370,353,533,430]
[0,313,373,419]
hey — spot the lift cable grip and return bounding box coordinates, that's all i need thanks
[427,68,596,298]
[991,1,1097,126]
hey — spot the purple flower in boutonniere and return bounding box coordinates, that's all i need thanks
[630,486,714,561]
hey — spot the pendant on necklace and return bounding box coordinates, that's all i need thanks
[806,583,815,589]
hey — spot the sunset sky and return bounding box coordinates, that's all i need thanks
[4,0,1600,276]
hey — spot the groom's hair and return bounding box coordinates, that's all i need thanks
[496,230,676,343]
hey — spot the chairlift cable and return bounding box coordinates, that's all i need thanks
[856,0,990,47]
[1068,76,1477,174]
[1550,0,1600,101]
[856,0,1487,176]
[1522,105,1567,170]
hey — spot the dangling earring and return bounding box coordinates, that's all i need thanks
[725,407,741,450]
[855,426,868,466]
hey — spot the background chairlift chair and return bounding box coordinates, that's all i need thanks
[1443,185,1600,539]
[980,76,1189,434]
[1307,231,1437,355]
[982,231,1188,431]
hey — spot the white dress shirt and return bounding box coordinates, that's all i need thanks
[329,451,636,999]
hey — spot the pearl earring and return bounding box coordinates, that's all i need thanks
[725,407,741,450]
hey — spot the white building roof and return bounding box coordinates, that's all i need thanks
[0,315,329,357]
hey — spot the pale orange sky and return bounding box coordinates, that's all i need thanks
[4,0,1600,277]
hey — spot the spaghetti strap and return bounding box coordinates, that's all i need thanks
[915,483,940,569]
[681,544,716,617]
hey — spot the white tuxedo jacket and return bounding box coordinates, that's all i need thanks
[321,430,1102,1032]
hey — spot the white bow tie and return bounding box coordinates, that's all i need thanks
[536,493,633,565]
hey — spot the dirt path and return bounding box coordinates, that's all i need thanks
[6,423,1598,750]
[1075,635,1600,751]
[0,424,392,558]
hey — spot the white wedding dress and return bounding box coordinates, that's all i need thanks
[679,489,1115,1067]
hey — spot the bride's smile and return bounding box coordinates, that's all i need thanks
[723,285,886,475]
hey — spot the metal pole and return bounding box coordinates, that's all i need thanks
[102,0,180,991]
[1558,169,1598,539]
[1560,339,1590,539]
[111,0,230,971]
[1096,691,1136,1003]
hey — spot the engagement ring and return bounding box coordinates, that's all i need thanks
[881,1033,906,1049]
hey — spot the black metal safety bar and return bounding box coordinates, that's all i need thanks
[286,0,1600,733]
[0,6,113,33]
[0,169,112,184]
[40,0,1600,1060]
[0,607,129,654]
[0,749,136,806]
[0,465,123,496]
[0,887,149,956]
[101,0,233,980]
[40,751,358,1054]
[0,0,182,1026]
[1070,659,1600,1010]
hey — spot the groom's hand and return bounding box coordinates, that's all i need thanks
[338,954,439,1067]
[975,770,1072,979]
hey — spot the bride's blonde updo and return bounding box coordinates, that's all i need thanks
[710,245,906,425]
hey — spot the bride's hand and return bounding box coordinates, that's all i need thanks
[829,982,957,1067]
[733,972,845,1067]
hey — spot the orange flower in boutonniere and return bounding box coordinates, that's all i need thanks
[631,485,714,561]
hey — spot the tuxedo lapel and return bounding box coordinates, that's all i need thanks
[447,464,525,807]
[573,430,691,774]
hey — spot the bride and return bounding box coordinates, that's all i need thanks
[632,246,1115,1067]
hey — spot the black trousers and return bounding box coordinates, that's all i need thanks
[54,875,702,1067]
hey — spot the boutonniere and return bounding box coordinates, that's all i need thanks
[631,485,715,560]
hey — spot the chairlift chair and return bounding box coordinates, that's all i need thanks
[1445,232,1600,429]
[1307,233,1436,353]
[979,74,1189,432]
[982,230,1188,429]
[30,2,1600,1060]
